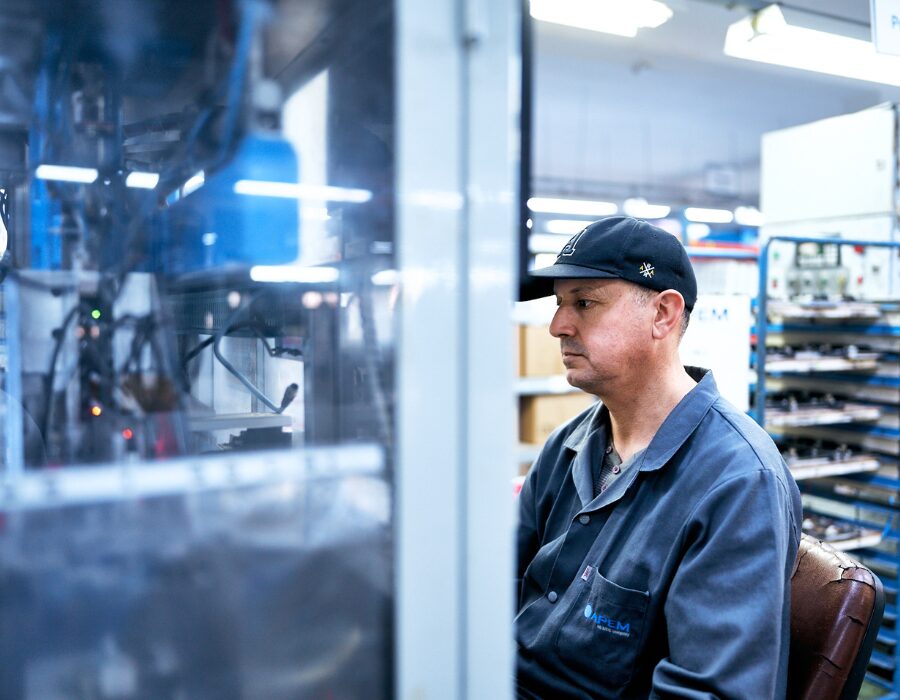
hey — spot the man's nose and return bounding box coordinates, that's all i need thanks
[549,306,572,338]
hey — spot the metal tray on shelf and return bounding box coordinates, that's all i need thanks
[766,375,900,405]
[766,402,881,428]
[787,454,881,481]
[765,355,880,373]
[767,300,884,322]
[801,513,883,552]
[777,426,899,457]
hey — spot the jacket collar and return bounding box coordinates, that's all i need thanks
[564,366,718,482]
[637,366,718,473]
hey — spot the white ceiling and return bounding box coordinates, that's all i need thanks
[531,1,900,206]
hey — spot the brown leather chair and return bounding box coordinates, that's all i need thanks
[788,534,885,700]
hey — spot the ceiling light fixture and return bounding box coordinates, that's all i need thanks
[35,164,99,184]
[125,171,160,189]
[734,205,765,227]
[684,207,734,224]
[527,197,617,217]
[249,265,339,284]
[623,197,671,219]
[530,0,673,38]
[724,4,900,88]
[234,179,372,203]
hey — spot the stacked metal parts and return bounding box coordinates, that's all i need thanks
[0,0,396,697]
[759,106,900,693]
[756,238,900,690]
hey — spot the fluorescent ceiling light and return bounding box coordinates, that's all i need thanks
[734,206,765,227]
[545,219,590,235]
[527,197,617,217]
[35,164,98,184]
[234,179,372,203]
[686,223,711,239]
[623,197,671,219]
[684,207,734,224]
[249,265,339,284]
[530,0,673,38]
[724,4,900,88]
[126,171,159,189]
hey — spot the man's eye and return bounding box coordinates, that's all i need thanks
[576,299,592,309]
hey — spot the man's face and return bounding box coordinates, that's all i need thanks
[549,278,655,395]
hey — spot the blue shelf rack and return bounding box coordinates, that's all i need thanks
[754,236,900,697]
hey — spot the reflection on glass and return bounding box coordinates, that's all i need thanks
[0,0,395,466]
[0,0,396,696]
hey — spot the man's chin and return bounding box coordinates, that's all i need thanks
[564,371,586,390]
[565,370,602,396]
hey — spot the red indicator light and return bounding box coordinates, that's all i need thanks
[122,428,134,440]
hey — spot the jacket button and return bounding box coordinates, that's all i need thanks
[578,514,590,525]
[547,591,558,603]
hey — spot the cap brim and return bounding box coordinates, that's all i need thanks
[519,263,618,301]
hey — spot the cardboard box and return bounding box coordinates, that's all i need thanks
[519,324,565,377]
[520,393,597,445]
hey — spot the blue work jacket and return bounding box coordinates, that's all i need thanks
[516,368,802,699]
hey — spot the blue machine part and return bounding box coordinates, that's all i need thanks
[28,179,62,270]
[28,33,63,271]
[157,134,301,275]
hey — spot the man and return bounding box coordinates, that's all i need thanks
[516,216,801,699]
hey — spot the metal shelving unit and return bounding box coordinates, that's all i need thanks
[756,236,900,697]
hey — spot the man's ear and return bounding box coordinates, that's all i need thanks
[650,290,686,340]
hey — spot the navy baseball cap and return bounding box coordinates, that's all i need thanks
[523,215,698,310]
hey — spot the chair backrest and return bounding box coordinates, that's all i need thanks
[788,533,885,700]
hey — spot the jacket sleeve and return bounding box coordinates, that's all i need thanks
[650,468,800,699]
[516,459,542,610]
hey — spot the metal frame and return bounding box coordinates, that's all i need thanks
[395,0,519,697]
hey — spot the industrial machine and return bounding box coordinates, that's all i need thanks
[0,0,396,697]
[0,0,395,466]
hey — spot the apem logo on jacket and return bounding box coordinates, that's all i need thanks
[583,604,631,638]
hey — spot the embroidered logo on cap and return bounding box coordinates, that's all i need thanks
[639,262,655,278]
[558,229,587,258]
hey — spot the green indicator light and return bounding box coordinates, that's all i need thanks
[91,309,101,320]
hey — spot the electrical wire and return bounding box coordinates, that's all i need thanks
[40,301,88,449]
[210,294,280,413]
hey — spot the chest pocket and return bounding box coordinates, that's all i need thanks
[554,570,650,688]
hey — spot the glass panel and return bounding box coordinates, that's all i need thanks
[0,0,395,695]
[0,0,395,465]
[0,447,391,699]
